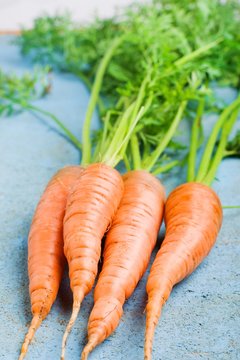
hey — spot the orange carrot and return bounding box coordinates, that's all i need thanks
[81,170,165,359]
[19,165,83,360]
[61,162,124,359]
[145,182,222,360]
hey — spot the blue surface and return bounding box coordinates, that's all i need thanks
[0,36,239,360]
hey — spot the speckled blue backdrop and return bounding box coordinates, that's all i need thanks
[0,36,239,360]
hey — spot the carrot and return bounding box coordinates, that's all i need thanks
[80,170,165,359]
[61,163,124,359]
[145,182,222,359]
[144,98,240,360]
[19,165,83,360]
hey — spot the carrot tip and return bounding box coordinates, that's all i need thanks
[18,315,42,360]
[61,300,82,359]
[81,340,96,360]
[144,297,164,360]
[144,325,154,360]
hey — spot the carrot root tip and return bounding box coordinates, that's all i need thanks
[81,339,97,360]
[18,315,42,360]
[144,297,164,360]
[61,298,83,359]
[144,322,155,360]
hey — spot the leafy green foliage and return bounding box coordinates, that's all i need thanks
[17,0,240,88]
[16,0,240,171]
[0,67,51,116]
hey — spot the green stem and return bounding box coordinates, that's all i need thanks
[103,106,145,167]
[224,149,238,157]
[130,134,141,170]
[27,104,82,149]
[123,154,131,171]
[127,74,150,126]
[81,36,124,165]
[2,96,81,149]
[116,95,127,110]
[174,38,222,68]
[143,101,187,172]
[93,110,112,162]
[102,102,135,164]
[152,160,180,176]
[222,205,240,209]
[120,91,152,161]
[102,74,149,166]
[202,108,240,186]
[160,38,222,79]
[187,99,205,182]
[72,69,106,115]
[196,97,240,182]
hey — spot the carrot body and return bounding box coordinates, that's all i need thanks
[19,165,83,360]
[81,170,166,359]
[145,182,223,359]
[61,163,124,358]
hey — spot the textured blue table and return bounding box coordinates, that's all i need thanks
[0,36,239,360]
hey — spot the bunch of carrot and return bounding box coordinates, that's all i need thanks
[15,2,240,359]
[18,33,240,360]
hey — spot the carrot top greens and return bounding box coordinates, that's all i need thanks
[0,67,50,116]
[0,67,82,149]
[17,0,240,91]
[0,0,237,175]
[15,0,240,173]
